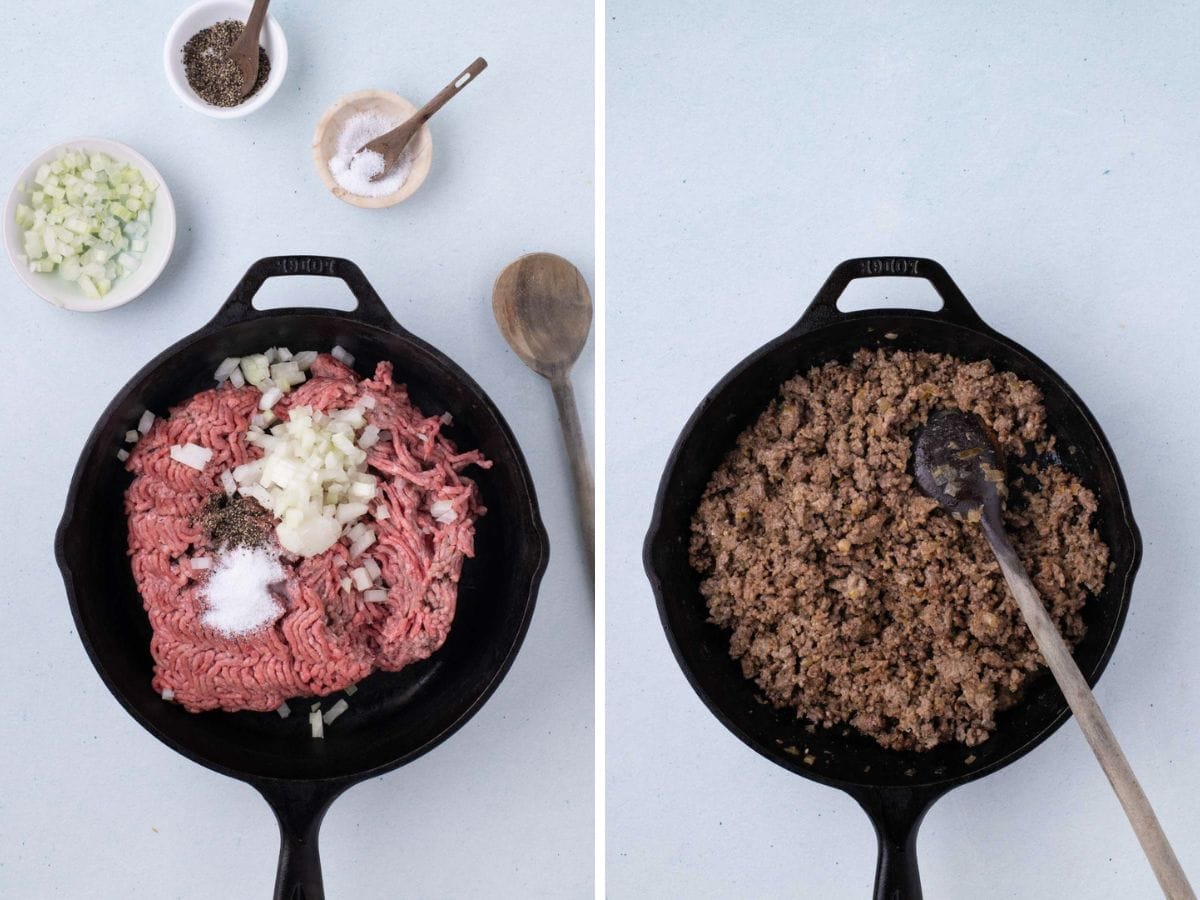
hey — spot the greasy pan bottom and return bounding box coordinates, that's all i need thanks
[645,258,1140,898]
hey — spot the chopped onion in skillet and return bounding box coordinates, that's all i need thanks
[322,699,349,726]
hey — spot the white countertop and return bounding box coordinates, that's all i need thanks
[606,2,1200,897]
[0,2,593,898]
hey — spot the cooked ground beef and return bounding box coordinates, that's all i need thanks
[689,349,1109,751]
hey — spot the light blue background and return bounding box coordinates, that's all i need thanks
[607,2,1199,898]
[0,2,593,898]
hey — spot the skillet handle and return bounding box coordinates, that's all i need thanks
[789,257,986,337]
[207,255,404,332]
[853,786,943,900]
[254,779,348,900]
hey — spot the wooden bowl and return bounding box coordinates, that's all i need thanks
[312,90,433,209]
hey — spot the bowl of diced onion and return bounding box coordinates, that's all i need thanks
[4,138,176,312]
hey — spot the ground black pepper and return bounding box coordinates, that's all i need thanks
[199,494,271,549]
[181,20,270,107]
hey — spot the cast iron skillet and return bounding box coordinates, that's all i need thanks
[644,257,1141,899]
[55,256,549,899]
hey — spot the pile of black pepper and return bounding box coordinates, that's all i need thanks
[181,20,270,107]
[199,494,271,549]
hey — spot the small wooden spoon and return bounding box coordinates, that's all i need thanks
[362,58,487,182]
[230,0,271,98]
[915,409,1194,900]
[493,253,594,576]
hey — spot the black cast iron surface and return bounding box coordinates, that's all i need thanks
[644,257,1141,899]
[56,256,550,900]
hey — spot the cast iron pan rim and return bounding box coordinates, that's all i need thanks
[54,297,550,785]
[644,302,1141,792]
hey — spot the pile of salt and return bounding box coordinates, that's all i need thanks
[199,545,286,637]
[327,110,414,198]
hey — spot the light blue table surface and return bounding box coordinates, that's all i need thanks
[0,2,593,898]
[607,3,1199,898]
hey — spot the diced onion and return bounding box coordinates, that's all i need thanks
[229,368,246,388]
[347,482,375,504]
[363,589,388,603]
[161,688,175,701]
[440,412,454,426]
[309,710,324,739]
[232,459,264,483]
[170,443,212,471]
[237,401,379,557]
[349,529,376,558]
[362,557,381,581]
[430,500,458,524]
[137,410,155,434]
[276,701,291,718]
[240,354,270,387]
[350,567,372,590]
[336,502,369,524]
[331,345,355,367]
[374,504,390,521]
[190,557,211,570]
[214,357,241,381]
[340,576,352,592]
[293,350,318,369]
[270,361,304,389]
[322,698,349,725]
[359,424,380,448]
[124,430,139,443]
[220,469,237,496]
[344,684,358,695]
[259,386,283,410]
[117,448,129,461]
[15,148,157,297]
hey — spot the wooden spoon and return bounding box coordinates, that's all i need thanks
[362,58,487,182]
[230,0,271,98]
[493,253,594,576]
[915,409,1194,900]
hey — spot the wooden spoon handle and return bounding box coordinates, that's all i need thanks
[414,57,487,125]
[982,516,1195,900]
[550,374,595,579]
[233,0,270,55]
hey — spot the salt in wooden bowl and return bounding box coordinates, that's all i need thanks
[312,90,433,209]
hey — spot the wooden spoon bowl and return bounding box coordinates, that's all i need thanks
[312,90,434,209]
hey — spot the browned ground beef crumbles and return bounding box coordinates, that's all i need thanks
[689,349,1110,751]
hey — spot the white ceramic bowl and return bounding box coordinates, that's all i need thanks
[4,138,177,313]
[163,0,287,118]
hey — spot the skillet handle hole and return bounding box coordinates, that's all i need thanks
[836,277,945,314]
[249,275,361,313]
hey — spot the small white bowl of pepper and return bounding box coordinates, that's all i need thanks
[164,0,288,118]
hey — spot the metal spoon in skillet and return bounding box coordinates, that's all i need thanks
[915,409,1194,900]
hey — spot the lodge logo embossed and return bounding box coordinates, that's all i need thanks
[276,257,337,276]
[858,258,920,276]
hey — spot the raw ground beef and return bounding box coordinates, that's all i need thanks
[689,349,1110,751]
[124,354,487,713]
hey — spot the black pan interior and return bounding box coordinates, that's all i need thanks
[647,311,1139,791]
[57,311,546,782]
